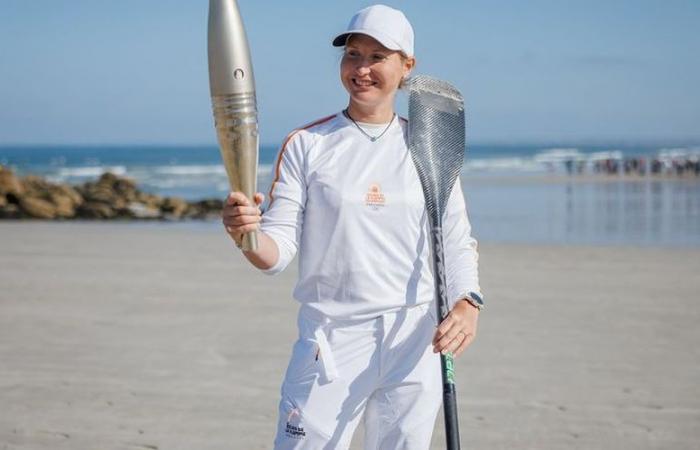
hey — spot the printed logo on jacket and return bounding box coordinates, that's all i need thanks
[365,183,386,209]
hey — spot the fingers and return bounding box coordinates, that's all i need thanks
[226,191,264,206]
[225,222,260,235]
[224,193,263,216]
[253,192,265,205]
[433,327,461,354]
[433,328,474,356]
[222,207,262,221]
[226,191,250,206]
[433,311,477,356]
[222,205,261,227]
[454,333,474,358]
[223,192,263,238]
[224,220,260,249]
[221,192,264,221]
[444,331,466,355]
[432,316,452,345]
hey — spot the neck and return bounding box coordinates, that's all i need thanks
[346,101,395,124]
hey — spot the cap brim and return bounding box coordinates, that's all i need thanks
[331,30,404,53]
[332,33,351,47]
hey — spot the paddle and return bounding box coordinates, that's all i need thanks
[406,74,466,450]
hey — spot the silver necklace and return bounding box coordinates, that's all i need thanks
[343,109,396,142]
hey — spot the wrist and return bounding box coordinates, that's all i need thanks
[459,291,484,311]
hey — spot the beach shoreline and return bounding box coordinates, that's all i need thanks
[3,165,700,249]
[0,222,698,449]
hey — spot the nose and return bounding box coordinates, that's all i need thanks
[354,63,371,76]
[348,55,373,74]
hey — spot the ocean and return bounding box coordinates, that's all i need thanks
[1,143,699,247]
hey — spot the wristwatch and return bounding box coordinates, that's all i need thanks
[461,291,484,311]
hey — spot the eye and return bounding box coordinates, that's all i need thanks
[372,53,388,62]
[345,49,360,58]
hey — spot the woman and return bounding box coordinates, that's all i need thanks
[223,5,483,449]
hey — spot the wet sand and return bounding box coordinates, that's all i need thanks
[0,222,698,449]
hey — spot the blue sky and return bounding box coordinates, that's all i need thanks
[1,0,698,145]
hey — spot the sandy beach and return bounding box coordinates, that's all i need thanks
[0,221,698,449]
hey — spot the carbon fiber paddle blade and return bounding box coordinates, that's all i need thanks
[406,75,466,225]
[407,75,466,450]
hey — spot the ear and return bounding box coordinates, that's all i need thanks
[403,57,416,78]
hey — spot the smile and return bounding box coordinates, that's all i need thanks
[352,78,377,87]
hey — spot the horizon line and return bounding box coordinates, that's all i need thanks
[2,138,700,148]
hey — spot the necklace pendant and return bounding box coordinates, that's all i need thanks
[344,108,395,143]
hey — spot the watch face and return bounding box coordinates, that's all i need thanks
[468,292,484,306]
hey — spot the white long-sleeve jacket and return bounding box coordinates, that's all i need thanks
[260,112,481,320]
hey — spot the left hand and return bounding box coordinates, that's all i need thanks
[432,300,479,358]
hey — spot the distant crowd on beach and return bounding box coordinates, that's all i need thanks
[559,156,700,177]
[532,148,700,178]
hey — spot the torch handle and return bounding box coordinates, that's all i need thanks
[241,231,258,251]
[212,92,260,252]
[208,0,260,252]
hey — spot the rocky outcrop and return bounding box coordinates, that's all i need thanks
[0,167,225,221]
[0,167,24,198]
[161,197,189,219]
[185,199,225,220]
[18,196,58,219]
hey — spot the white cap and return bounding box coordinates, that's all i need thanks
[332,4,414,57]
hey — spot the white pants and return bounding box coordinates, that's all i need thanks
[273,303,442,450]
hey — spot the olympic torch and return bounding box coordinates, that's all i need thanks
[208,0,259,251]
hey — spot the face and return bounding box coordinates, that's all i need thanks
[340,34,415,111]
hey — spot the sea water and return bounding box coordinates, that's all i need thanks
[1,144,698,247]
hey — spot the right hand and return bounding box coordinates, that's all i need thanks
[222,191,264,247]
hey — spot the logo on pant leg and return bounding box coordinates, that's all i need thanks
[285,408,306,439]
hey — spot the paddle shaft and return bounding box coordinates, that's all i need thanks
[430,225,461,450]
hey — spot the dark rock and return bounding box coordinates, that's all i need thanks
[77,172,135,207]
[1,170,226,222]
[82,185,115,203]
[19,196,57,219]
[49,193,77,218]
[96,172,138,201]
[0,203,22,219]
[198,198,224,210]
[185,199,223,219]
[17,175,84,219]
[47,185,83,218]
[21,175,52,198]
[161,197,188,219]
[76,201,116,219]
[137,192,164,209]
[126,202,161,219]
[53,184,83,206]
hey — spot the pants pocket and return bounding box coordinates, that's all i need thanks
[282,337,320,390]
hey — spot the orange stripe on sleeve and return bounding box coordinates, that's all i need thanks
[267,114,336,204]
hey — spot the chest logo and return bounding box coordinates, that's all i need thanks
[365,183,386,208]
